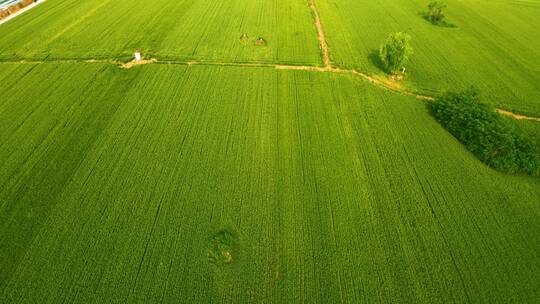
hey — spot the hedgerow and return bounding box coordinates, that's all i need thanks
[428,88,540,176]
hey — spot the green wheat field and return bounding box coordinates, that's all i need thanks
[0,0,539,302]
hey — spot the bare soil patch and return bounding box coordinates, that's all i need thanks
[389,73,404,82]
[118,58,156,69]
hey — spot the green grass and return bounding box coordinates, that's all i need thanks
[317,0,540,115]
[0,63,538,302]
[0,0,321,64]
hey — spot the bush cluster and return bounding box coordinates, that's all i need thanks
[428,88,540,176]
[425,1,447,25]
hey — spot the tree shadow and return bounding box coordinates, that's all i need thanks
[419,12,457,28]
[368,49,386,72]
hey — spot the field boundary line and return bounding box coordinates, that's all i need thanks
[0,0,46,26]
[0,58,538,121]
[495,109,540,122]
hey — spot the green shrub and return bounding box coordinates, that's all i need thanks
[208,229,236,265]
[428,88,540,176]
[379,32,413,74]
[426,1,447,25]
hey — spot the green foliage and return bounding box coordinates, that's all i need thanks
[379,32,413,74]
[425,1,447,25]
[428,88,540,175]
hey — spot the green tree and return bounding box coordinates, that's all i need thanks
[428,88,540,176]
[379,32,413,74]
[426,1,447,25]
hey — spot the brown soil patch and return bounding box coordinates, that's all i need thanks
[0,9,9,19]
[118,58,156,69]
[254,38,267,46]
[7,5,21,15]
[7,0,36,15]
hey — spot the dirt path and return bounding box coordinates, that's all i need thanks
[308,0,331,68]
[496,109,540,122]
[0,0,46,26]
[1,57,538,121]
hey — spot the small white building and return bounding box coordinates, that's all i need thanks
[134,49,141,62]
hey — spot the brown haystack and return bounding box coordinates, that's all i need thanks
[240,34,249,44]
[254,38,267,46]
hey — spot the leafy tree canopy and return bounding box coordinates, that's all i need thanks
[428,88,540,176]
[379,32,413,74]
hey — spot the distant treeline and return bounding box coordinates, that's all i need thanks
[428,88,540,176]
